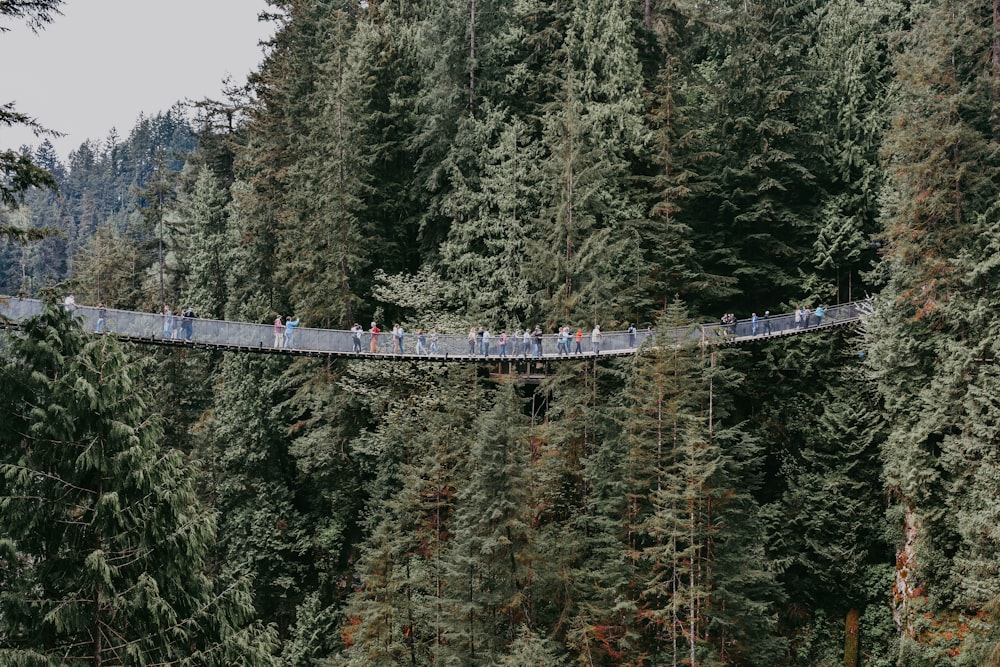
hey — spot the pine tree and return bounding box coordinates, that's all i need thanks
[530,0,649,325]
[440,382,534,665]
[277,7,372,328]
[0,300,277,665]
[624,300,784,664]
[869,0,1000,659]
[179,167,231,319]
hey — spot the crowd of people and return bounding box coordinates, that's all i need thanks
[161,305,198,341]
[61,294,840,354]
[339,322,632,358]
[722,304,831,338]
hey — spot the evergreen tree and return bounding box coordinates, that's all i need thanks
[0,301,277,665]
[202,353,314,637]
[625,300,784,664]
[341,365,480,666]
[870,0,1000,659]
[281,6,373,328]
[440,382,534,665]
[437,107,541,324]
[179,167,231,318]
[530,0,648,325]
[679,0,823,313]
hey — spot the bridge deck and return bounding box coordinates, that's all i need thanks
[0,298,867,361]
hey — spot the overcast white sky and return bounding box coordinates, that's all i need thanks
[0,0,275,159]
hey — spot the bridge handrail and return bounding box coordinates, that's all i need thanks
[0,297,866,360]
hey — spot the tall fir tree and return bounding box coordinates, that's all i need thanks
[869,0,1000,661]
[0,301,277,665]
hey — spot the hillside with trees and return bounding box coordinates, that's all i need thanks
[3,0,1000,665]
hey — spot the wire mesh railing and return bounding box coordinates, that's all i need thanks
[0,297,866,361]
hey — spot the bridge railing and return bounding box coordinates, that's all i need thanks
[699,301,862,342]
[0,297,865,359]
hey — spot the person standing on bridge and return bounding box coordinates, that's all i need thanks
[574,328,583,354]
[794,307,803,329]
[468,327,477,354]
[815,304,826,327]
[482,328,491,356]
[763,310,771,335]
[416,328,428,354]
[429,328,439,354]
[370,322,381,353]
[499,330,507,357]
[592,324,602,354]
[351,323,363,353]
[284,316,300,348]
[162,305,174,339]
[95,302,107,333]
[273,315,284,348]
[181,306,196,341]
[523,328,532,358]
[628,322,637,348]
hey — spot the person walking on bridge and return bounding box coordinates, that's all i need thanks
[574,328,583,354]
[351,323,363,353]
[273,315,284,348]
[392,324,405,354]
[369,322,381,353]
[284,316,301,349]
[591,324,602,354]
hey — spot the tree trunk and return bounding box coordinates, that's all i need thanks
[844,607,860,667]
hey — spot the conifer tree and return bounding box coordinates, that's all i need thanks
[624,300,784,664]
[0,301,277,665]
[281,6,373,328]
[202,353,314,636]
[180,167,231,319]
[440,382,534,664]
[531,0,648,324]
[870,0,1000,658]
[340,365,481,666]
[678,0,822,312]
[803,0,901,302]
[437,108,541,324]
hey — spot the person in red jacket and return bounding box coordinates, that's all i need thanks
[369,321,381,353]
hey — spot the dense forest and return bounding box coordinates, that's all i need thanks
[3,0,1000,664]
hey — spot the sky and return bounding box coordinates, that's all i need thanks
[0,0,276,159]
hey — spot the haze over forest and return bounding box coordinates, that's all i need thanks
[2,0,1000,665]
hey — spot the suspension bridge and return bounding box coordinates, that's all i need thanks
[0,297,870,362]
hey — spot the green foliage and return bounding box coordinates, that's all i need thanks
[0,301,277,665]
